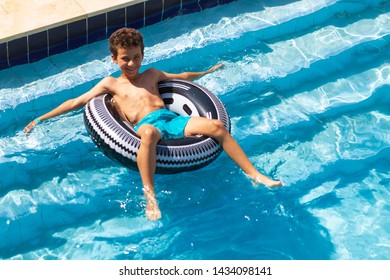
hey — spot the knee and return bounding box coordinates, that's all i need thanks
[139,125,161,146]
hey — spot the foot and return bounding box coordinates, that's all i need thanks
[146,201,162,221]
[250,174,283,188]
[143,185,162,221]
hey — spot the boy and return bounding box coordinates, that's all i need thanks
[24,28,282,220]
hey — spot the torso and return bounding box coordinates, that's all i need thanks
[105,69,165,125]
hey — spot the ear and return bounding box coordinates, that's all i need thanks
[111,54,118,64]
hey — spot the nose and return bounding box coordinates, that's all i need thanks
[127,59,134,67]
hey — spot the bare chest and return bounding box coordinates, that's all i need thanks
[111,82,165,124]
[115,83,159,104]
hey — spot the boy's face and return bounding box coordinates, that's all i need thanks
[112,46,144,79]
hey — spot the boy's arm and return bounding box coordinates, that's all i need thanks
[158,63,224,82]
[24,77,111,134]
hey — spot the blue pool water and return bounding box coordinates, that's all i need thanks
[0,0,389,260]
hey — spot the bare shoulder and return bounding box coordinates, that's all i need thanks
[144,67,169,82]
[143,68,161,77]
[97,76,121,93]
[79,76,118,101]
[139,68,164,83]
[100,76,117,87]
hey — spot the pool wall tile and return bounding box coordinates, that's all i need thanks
[199,0,219,10]
[0,43,8,69]
[0,0,237,70]
[127,2,145,29]
[107,8,127,36]
[88,14,107,44]
[163,0,182,20]
[219,0,235,4]
[68,19,87,50]
[181,0,201,15]
[145,0,164,27]
[28,31,49,63]
[8,37,28,67]
[49,25,68,56]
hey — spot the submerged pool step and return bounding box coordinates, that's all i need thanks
[252,0,386,42]
[253,110,390,185]
[0,163,132,257]
[145,0,387,67]
[232,62,390,138]
[145,0,353,64]
[205,7,390,94]
[301,164,390,259]
[264,34,390,95]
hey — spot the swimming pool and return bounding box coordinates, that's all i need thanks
[0,0,389,260]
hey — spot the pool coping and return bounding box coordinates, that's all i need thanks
[0,0,146,43]
[0,0,236,70]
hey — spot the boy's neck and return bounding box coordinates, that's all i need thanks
[121,72,141,82]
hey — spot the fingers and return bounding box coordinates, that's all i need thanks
[214,62,224,69]
[210,63,224,72]
[206,63,224,74]
[23,120,38,134]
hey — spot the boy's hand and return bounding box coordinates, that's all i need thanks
[206,63,224,74]
[23,119,39,135]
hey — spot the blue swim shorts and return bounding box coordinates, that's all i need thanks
[134,109,191,140]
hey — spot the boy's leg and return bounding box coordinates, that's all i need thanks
[184,117,282,188]
[136,124,162,220]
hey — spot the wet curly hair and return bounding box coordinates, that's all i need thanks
[109,28,144,57]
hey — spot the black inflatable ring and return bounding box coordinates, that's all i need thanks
[84,79,230,174]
